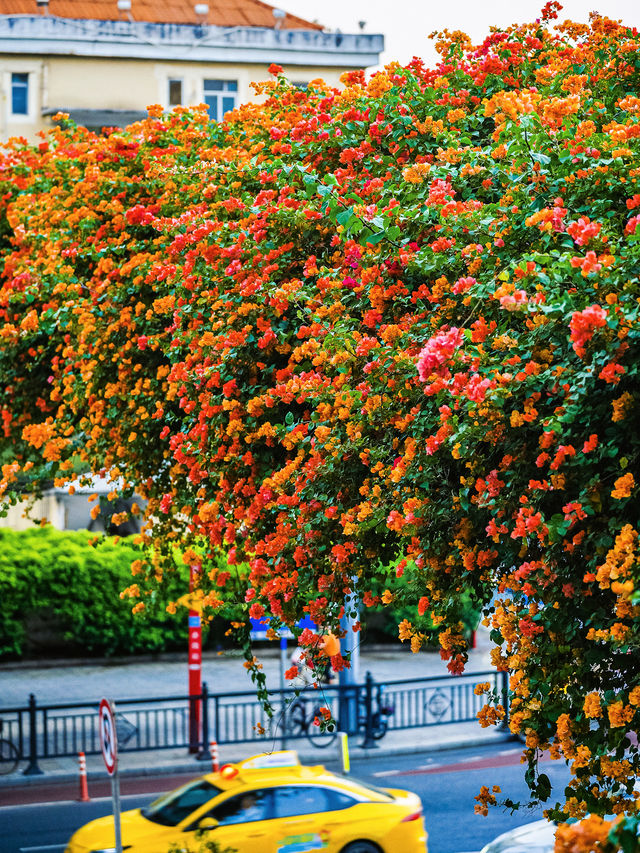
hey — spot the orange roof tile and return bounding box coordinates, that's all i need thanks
[0,0,322,29]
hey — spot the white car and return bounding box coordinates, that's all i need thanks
[478,819,555,853]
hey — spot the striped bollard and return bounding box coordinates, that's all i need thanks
[210,740,219,772]
[78,751,90,802]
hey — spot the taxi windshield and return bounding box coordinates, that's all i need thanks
[142,779,221,826]
[331,774,394,802]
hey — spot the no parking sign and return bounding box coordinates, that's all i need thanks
[99,698,118,776]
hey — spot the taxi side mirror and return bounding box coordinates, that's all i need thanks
[198,817,219,830]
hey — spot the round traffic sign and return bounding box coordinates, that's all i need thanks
[98,698,118,776]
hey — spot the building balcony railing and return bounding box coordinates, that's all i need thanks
[0,15,384,66]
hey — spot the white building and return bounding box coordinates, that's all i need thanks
[0,0,383,140]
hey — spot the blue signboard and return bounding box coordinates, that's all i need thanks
[250,615,315,641]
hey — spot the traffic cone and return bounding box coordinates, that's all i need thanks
[78,752,90,802]
[211,740,219,772]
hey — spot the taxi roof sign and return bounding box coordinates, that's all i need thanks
[238,751,301,771]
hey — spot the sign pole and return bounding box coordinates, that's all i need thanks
[188,564,202,753]
[99,698,122,853]
[111,768,123,853]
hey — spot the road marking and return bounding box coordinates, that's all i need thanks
[499,748,520,755]
[19,845,66,852]
[460,756,482,762]
[372,769,401,777]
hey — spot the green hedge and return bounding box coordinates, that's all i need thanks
[0,527,481,659]
[0,527,190,659]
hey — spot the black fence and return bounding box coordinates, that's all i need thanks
[0,669,508,776]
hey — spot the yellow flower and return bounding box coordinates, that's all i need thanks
[398,619,412,641]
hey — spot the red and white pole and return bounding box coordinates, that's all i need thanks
[188,565,202,754]
[78,751,90,802]
[210,740,219,772]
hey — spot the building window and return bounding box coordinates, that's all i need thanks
[168,78,183,107]
[11,73,29,115]
[203,79,237,121]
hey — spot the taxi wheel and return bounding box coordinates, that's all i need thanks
[341,841,381,853]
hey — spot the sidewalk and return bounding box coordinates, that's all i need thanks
[0,723,513,791]
[0,628,514,789]
[0,633,495,707]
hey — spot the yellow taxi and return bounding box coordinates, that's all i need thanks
[65,751,427,853]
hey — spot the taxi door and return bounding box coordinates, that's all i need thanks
[269,785,352,853]
[179,787,276,853]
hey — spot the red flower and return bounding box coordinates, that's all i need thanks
[569,305,607,355]
[598,363,625,384]
[249,602,265,620]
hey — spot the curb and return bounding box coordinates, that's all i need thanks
[0,731,514,789]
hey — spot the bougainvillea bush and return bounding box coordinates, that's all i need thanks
[1,1,640,826]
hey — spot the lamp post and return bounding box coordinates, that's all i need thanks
[188,565,202,753]
[339,585,360,734]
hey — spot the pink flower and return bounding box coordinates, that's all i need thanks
[625,215,640,236]
[417,327,463,382]
[567,217,601,246]
[570,251,602,277]
[499,289,528,311]
[464,375,492,403]
[452,276,477,294]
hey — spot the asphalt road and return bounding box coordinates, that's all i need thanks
[0,743,570,853]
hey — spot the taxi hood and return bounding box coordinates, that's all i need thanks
[69,807,171,848]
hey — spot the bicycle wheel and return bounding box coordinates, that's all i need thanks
[371,713,388,740]
[0,738,19,775]
[286,700,307,739]
[306,708,338,749]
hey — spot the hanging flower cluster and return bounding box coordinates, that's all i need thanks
[1,3,640,831]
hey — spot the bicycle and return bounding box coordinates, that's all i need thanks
[359,684,395,741]
[285,691,339,749]
[0,719,20,775]
[285,682,395,748]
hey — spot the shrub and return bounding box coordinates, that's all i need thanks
[0,527,189,658]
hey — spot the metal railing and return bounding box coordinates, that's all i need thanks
[0,669,507,775]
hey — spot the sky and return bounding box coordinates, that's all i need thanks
[280,0,640,69]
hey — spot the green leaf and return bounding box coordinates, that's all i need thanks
[336,207,354,226]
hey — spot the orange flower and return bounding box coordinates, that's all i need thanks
[583,692,602,718]
[607,700,634,728]
[611,473,635,499]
